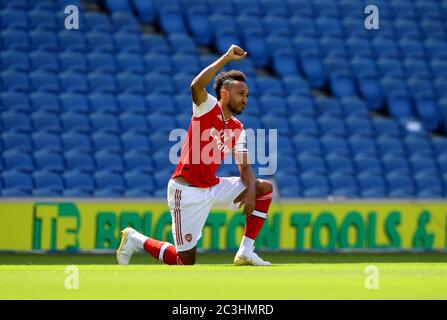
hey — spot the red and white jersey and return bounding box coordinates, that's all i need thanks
[171,93,247,188]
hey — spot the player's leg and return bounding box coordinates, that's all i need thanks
[117,180,208,265]
[233,179,273,266]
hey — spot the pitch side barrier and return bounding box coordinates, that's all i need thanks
[0,198,446,252]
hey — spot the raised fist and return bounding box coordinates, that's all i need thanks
[224,45,247,61]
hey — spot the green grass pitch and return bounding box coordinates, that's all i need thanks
[1,253,447,299]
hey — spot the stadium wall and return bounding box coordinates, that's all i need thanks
[0,200,446,252]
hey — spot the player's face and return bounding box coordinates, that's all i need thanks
[227,81,249,115]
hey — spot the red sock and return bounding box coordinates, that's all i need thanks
[143,238,184,265]
[244,190,272,240]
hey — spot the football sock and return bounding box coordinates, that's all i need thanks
[143,238,184,265]
[240,190,272,253]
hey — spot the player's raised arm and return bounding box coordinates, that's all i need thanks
[190,45,247,106]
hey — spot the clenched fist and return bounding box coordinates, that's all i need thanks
[224,45,247,61]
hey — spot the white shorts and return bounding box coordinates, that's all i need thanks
[167,177,246,251]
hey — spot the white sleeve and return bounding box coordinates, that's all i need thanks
[192,93,218,117]
[234,129,248,153]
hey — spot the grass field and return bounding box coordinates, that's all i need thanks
[1,252,447,300]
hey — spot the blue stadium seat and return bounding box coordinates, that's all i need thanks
[290,16,317,37]
[293,134,321,155]
[414,174,443,198]
[62,131,93,152]
[258,95,287,115]
[377,135,405,156]
[398,38,425,59]
[124,170,155,196]
[121,131,151,151]
[110,12,140,33]
[316,16,343,37]
[32,131,62,151]
[29,9,57,30]
[63,170,94,196]
[357,173,387,198]
[140,34,170,54]
[132,0,155,24]
[410,154,438,176]
[321,134,349,156]
[1,50,29,72]
[144,53,172,74]
[214,27,241,55]
[30,30,58,51]
[413,94,441,131]
[34,150,64,172]
[297,50,325,89]
[404,58,430,78]
[349,135,377,156]
[2,150,33,172]
[1,92,31,112]
[87,52,117,73]
[263,15,290,36]
[30,71,60,92]
[117,72,145,94]
[386,93,414,119]
[346,37,374,58]
[114,32,142,53]
[84,12,113,32]
[145,73,175,94]
[289,115,318,136]
[1,111,31,131]
[373,117,401,137]
[276,174,300,197]
[168,33,196,54]
[297,154,326,174]
[32,170,64,196]
[124,150,153,172]
[382,154,411,175]
[329,173,358,198]
[346,116,373,136]
[58,30,86,52]
[318,115,346,136]
[59,72,88,93]
[86,31,115,53]
[1,70,30,92]
[59,52,87,73]
[355,73,383,111]
[88,72,118,93]
[1,170,33,196]
[350,57,377,77]
[89,93,119,113]
[326,154,354,174]
[117,52,144,74]
[90,112,119,132]
[354,154,383,175]
[64,150,94,172]
[300,173,329,198]
[119,112,148,132]
[117,93,146,112]
[146,93,176,115]
[0,8,28,29]
[315,97,343,116]
[95,150,124,172]
[1,29,29,51]
[433,137,447,155]
[386,172,415,197]
[1,130,32,151]
[256,78,284,96]
[60,93,90,113]
[94,171,125,196]
[92,131,122,152]
[271,50,299,78]
[159,5,187,34]
[286,95,315,116]
[261,114,291,136]
[105,0,132,12]
[172,53,200,74]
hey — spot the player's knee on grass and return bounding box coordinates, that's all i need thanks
[178,250,196,265]
[255,179,273,195]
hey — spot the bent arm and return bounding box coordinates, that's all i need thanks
[190,45,247,106]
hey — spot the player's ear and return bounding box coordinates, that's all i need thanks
[221,87,229,101]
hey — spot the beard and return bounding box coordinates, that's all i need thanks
[228,100,244,115]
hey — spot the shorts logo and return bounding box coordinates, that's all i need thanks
[185,234,192,242]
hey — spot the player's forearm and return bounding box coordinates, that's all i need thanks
[239,165,256,194]
[190,55,230,91]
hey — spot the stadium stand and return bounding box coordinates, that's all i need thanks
[0,0,446,199]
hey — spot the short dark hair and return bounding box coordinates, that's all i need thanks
[213,70,246,100]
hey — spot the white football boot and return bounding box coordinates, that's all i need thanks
[116,227,138,265]
[234,249,272,266]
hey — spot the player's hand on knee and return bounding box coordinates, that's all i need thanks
[241,192,255,216]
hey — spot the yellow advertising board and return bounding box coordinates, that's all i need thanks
[1,201,446,251]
